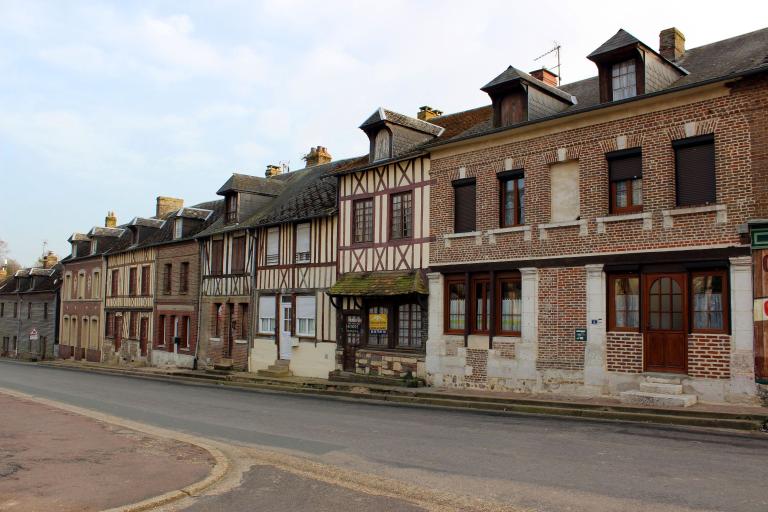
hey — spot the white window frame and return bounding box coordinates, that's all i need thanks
[611,59,637,100]
[295,223,311,264]
[258,295,276,334]
[295,295,316,337]
[266,227,279,266]
[174,219,183,239]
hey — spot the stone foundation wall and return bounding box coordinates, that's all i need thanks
[355,349,425,379]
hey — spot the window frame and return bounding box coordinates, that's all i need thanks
[231,235,246,273]
[295,222,311,264]
[674,134,716,207]
[607,149,643,214]
[453,178,477,233]
[690,269,729,334]
[607,274,642,332]
[352,197,374,244]
[396,303,423,349]
[389,191,413,240]
[210,239,224,275]
[495,273,522,336]
[444,275,467,335]
[470,275,491,335]
[265,227,280,266]
[258,295,276,335]
[225,193,238,224]
[174,218,183,239]
[498,171,525,227]
[610,59,637,101]
[295,295,316,338]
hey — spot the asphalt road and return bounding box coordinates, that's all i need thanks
[1,360,767,512]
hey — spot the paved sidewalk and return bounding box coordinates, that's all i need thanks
[0,391,213,512]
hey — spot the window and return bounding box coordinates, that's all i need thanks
[232,235,246,273]
[163,264,172,294]
[239,303,249,340]
[453,179,476,233]
[213,304,222,338]
[27,302,32,319]
[182,316,191,348]
[65,274,71,300]
[353,199,373,243]
[295,295,316,337]
[77,272,85,299]
[258,295,276,334]
[105,313,112,338]
[675,135,716,206]
[92,272,100,299]
[266,228,279,265]
[226,194,238,224]
[111,269,119,296]
[373,129,391,161]
[211,239,224,275]
[129,267,137,296]
[141,266,150,296]
[90,240,98,254]
[611,59,636,100]
[608,150,642,214]
[497,277,522,335]
[648,277,683,330]
[174,219,183,239]
[158,314,165,346]
[129,312,137,339]
[367,306,388,346]
[692,271,727,332]
[295,223,311,263]
[445,278,466,333]
[390,192,413,240]
[43,302,48,320]
[179,262,189,293]
[500,172,524,227]
[397,303,422,348]
[608,275,640,331]
[550,161,580,222]
[472,277,491,333]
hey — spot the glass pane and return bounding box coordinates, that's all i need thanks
[660,278,670,294]
[632,178,643,206]
[615,180,628,208]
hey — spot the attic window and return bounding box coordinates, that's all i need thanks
[72,243,78,258]
[373,129,391,161]
[611,60,637,100]
[90,240,97,254]
[174,219,183,239]
[226,194,238,224]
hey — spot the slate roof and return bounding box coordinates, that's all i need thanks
[176,207,214,220]
[328,270,429,297]
[481,66,576,104]
[360,108,444,136]
[0,265,62,295]
[129,217,165,228]
[216,173,286,196]
[587,29,643,59]
[142,199,224,247]
[88,226,125,238]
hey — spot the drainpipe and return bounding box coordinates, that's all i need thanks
[192,238,204,371]
[463,272,470,348]
[16,291,22,358]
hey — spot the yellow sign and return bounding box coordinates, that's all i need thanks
[369,313,388,333]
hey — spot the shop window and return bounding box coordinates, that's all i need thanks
[397,303,422,349]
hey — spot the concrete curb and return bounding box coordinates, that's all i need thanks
[39,361,768,433]
[0,387,232,512]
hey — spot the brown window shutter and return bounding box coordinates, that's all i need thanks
[608,151,642,181]
[454,180,476,233]
[675,136,715,206]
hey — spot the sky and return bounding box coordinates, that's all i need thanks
[0,0,764,266]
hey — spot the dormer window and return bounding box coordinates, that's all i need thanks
[226,194,238,224]
[174,219,183,239]
[611,59,637,100]
[373,129,391,161]
[72,243,78,258]
[90,240,97,254]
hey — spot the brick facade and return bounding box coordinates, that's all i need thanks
[537,267,586,371]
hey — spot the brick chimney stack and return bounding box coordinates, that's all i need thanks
[659,27,685,61]
[156,197,184,219]
[42,251,58,269]
[417,106,443,121]
[265,164,282,178]
[303,146,332,167]
[105,211,117,228]
[529,68,559,87]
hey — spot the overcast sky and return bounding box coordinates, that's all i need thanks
[0,0,764,265]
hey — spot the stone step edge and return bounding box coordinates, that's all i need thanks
[38,362,768,429]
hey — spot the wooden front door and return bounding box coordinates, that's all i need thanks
[644,273,687,373]
[342,314,362,371]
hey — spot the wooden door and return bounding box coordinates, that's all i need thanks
[644,273,687,373]
[279,297,292,360]
[139,317,148,356]
[342,314,362,371]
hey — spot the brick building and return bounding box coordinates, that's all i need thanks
[0,253,61,360]
[424,27,768,404]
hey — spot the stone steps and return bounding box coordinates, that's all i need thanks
[257,360,292,378]
[639,382,683,395]
[620,390,697,408]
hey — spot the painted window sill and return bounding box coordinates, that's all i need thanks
[444,231,482,248]
[662,204,726,228]
[596,212,652,233]
[487,225,532,243]
[538,219,588,239]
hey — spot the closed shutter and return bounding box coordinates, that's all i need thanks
[296,295,316,336]
[675,137,715,206]
[258,295,275,333]
[296,223,310,261]
[454,180,476,233]
[608,152,642,181]
[232,236,245,273]
[267,228,279,263]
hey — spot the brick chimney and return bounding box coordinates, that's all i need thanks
[265,164,282,178]
[303,146,332,167]
[529,68,559,87]
[417,106,443,121]
[105,211,117,228]
[659,27,685,61]
[156,197,184,218]
[42,251,58,269]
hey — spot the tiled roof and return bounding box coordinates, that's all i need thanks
[216,173,286,196]
[360,108,444,136]
[328,270,429,297]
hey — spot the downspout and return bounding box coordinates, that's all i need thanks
[489,270,495,350]
[192,238,203,370]
[463,272,470,348]
[16,291,22,358]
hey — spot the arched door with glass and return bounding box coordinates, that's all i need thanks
[644,273,687,373]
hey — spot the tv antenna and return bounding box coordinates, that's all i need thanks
[534,42,561,85]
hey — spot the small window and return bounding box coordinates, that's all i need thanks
[611,59,636,100]
[163,264,172,294]
[499,172,524,227]
[373,129,391,161]
[258,295,276,334]
[445,278,466,333]
[390,192,413,240]
[226,194,238,224]
[353,198,374,243]
[497,276,522,335]
[266,228,279,265]
[295,295,316,337]
[174,219,183,239]
[110,269,119,297]
[397,303,422,349]
[608,151,642,214]
[453,179,476,233]
[295,223,311,264]
[675,135,716,207]
[128,267,137,296]
[609,275,640,331]
[90,240,98,254]
[179,262,189,293]
[141,265,150,296]
[692,271,727,333]
[211,239,224,275]
[232,235,246,273]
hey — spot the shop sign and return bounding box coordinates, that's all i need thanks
[369,313,388,334]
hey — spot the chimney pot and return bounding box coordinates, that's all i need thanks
[529,68,559,87]
[42,251,58,269]
[265,164,282,177]
[417,106,442,121]
[105,211,117,228]
[659,27,685,61]
[156,197,184,219]
[303,146,332,167]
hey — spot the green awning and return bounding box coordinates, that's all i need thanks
[328,271,428,297]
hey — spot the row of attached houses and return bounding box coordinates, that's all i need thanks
[43,25,768,406]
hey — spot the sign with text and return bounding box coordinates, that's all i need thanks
[574,328,587,342]
[755,298,768,322]
[29,328,39,341]
[369,313,388,334]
